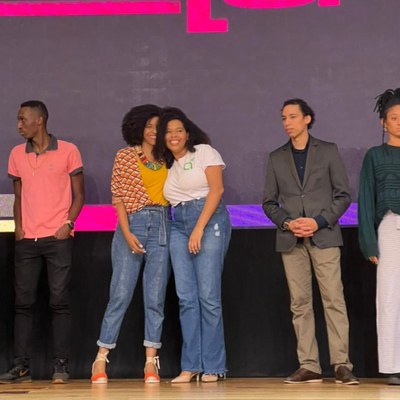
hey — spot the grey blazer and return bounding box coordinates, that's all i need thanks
[262,135,351,252]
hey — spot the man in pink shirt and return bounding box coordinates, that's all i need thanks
[0,100,84,384]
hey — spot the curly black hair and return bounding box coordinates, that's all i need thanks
[374,88,400,119]
[281,98,315,129]
[153,107,211,168]
[121,104,162,146]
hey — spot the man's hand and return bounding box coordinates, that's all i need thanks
[288,218,318,237]
[54,224,72,240]
[15,226,25,241]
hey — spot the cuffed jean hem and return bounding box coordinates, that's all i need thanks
[182,368,203,373]
[96,340,116,350]
[144,340,162,349]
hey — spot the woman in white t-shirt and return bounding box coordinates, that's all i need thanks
[154,107,231,383]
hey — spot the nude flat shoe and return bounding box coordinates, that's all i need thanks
[201,373,226,383]
[171,371,200,383]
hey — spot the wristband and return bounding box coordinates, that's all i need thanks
[65,220,75,229]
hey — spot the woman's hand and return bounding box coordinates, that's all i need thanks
[188,226,204,254]
[369,256,379,265]
[126,232,146,254]
[113,202,145,254]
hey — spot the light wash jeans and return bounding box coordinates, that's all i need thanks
[171,198,231,374]
[97,206,170,350]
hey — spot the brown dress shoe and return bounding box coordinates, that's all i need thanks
[284,368,322,384]
[335,366,359,385]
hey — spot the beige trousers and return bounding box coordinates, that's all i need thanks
[281,239,352,374]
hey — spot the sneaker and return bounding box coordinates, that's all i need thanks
[0,364,31,384]
[52,358,69,384]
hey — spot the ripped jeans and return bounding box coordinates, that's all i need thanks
[171,198,231,374]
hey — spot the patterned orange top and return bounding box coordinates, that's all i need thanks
[111,147,166,215]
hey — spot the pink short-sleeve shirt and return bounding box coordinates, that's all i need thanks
[8,135,83,239]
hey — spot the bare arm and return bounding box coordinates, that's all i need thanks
[68,172,85,221]
[13,179,24,240]
[188,165,224,254]
[55,172,85,239]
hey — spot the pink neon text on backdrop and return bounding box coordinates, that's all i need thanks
[223,0,340,8]
[189,0,340,32]
[0,1,181,16]
[187,0,228,33]
[0,0,341,33]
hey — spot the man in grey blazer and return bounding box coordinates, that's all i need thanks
[263,98,358,385]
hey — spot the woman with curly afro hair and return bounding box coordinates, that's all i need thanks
[91,104,170,384]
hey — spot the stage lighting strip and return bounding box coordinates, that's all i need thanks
[0,220,15,233]
[0,203,359,232]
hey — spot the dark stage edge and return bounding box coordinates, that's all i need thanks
[0,228,377,379]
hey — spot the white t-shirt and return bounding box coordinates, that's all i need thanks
[164,144,226,207]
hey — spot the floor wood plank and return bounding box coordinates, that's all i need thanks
[0,378,399,400]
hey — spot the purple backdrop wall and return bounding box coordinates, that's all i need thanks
[0,0,398,204]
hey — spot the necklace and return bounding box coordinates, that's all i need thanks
[26,152,47,176]
[134,146,163,171]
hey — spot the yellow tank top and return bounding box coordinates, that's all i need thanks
[137,158,168,206]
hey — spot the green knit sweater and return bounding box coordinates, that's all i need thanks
[358,144,400,259]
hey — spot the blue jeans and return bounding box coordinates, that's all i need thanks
[171,198,231,374]
[97,206,170,350]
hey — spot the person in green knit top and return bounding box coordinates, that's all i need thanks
[358,88,400,385]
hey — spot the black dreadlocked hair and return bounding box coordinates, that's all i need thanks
[374,88,400,119]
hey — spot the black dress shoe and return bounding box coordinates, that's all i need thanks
[387,374,400,385]
[335,366,359,385]
[284,368,322,384]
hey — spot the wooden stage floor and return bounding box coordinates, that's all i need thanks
[0,378,399,400]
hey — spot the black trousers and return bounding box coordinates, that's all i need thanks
[13,237,73,365]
